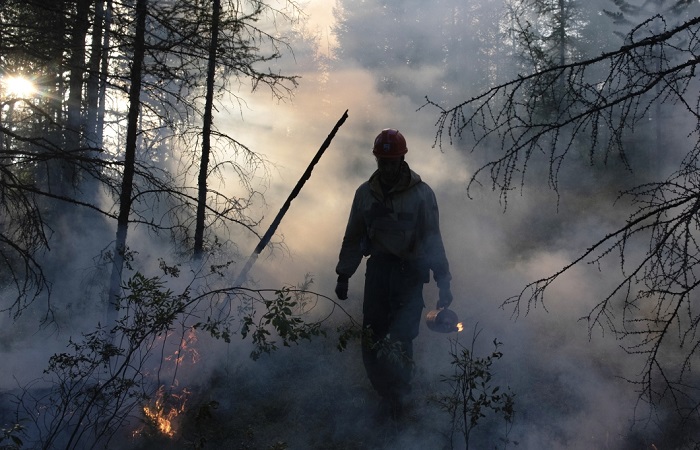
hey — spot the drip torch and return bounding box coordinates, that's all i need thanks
[425,308,463,333]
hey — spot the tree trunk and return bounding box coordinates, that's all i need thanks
[43,0,68,195]
[106,0,147,323]
[64,0,90,194]
[96,0,113,150]
[193,0,222,260]
[85,0,104,149]
[558,0,566,66]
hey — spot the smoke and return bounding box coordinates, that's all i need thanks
[2,0,699,448]
[213,0,700,448]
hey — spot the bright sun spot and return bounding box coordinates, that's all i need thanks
[2,75,36,98]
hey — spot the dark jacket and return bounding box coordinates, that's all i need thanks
[336,162,451,286]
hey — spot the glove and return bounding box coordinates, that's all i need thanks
[335,274,349,300]
[436,281,453,309]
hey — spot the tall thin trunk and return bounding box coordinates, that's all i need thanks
[85,0,104,149]
[193,0,221,260]
[44,0,67,194]
[96,0,113,150]
[106,0,147,322]
[64,0,90,193]
[558,0,566,66]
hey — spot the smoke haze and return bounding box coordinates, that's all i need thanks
[219,0,697,448]
[2,0,698,448]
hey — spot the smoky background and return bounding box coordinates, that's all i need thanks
[226,0,694,447]
[1,0,696,448]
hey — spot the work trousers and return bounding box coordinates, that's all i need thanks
[362,254,425,402]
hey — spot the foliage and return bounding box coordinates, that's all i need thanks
[12,271,188,449]
[240,287,327,360]
[434,330,516,450]
[335,321,364,352]
[4,264,339,448]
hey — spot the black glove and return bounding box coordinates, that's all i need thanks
[335,274,349,300]
[436,281,453,309]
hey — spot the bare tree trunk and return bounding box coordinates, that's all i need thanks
[64,0,90,194]
[44,0,68,194]
[106,0,147,323]
[558,0,566,66]
[193,0,221,260]
[85,0,104,149]
[96,0,112,150]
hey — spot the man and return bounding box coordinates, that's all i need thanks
[334,128,453,419]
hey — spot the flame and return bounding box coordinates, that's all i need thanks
[165,328,200,366]
[133,330,199,439]
[456,322,464,332]
[140,385,189,438]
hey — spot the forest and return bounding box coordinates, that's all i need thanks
[2,0,700,449]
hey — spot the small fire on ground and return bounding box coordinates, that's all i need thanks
[135,329,199,439]
[139,385,190,438]
[456,322,464,332]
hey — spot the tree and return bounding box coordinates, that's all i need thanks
[503,0,621,127]
[0,0,114,317]
[0,0,301,318]
[602,0,699,172]
[333,0,505,105]
[192,0,221,260]
[186,0,299,260]
[604,0,698,38]
[425,8,700,427]
[507,0,584,70]
[106,0,148,324]
[84,0,110,151]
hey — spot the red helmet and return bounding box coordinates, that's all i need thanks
[372,129,407,158]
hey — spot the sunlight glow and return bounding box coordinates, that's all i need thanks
[2,75,36,98]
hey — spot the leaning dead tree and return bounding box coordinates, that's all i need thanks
[425,15,700,419]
